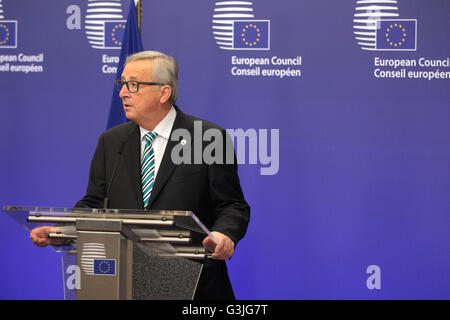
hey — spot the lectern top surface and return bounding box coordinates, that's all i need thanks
[3,206,210,244]
[3,206,193,229]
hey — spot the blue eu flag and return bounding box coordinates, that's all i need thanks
[93,259,116,275]
[106,0,144,129]
[233,20,270,50]
[376,19,417,51]
[0,21,17,48]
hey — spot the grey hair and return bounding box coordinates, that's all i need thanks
[125,51,179,104]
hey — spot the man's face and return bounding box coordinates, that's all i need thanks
[119,59,161,126]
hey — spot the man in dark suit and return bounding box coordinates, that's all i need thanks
[30,51,250,299]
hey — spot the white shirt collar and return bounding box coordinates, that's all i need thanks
[139,105,177,141]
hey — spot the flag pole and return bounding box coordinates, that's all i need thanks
[136,0,142,33]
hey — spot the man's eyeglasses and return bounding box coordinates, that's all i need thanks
[115,80,164,93]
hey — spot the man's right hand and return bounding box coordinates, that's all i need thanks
[30,226,62,247]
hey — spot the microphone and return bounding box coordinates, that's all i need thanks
[103,141,126,209]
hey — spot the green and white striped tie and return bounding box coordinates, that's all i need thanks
[141,132,157,208]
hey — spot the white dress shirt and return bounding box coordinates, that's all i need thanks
[139,106,177,179]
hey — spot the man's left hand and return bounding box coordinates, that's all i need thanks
[202,231,235,260]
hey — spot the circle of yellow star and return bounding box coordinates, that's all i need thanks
[99,261,111,273]
[241,24,261,47]
[111,24,126,46]
[385,23,407,47]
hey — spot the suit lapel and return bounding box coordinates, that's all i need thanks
[147,107,193,208]
[122,122,144,209]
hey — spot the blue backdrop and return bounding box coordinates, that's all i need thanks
[1,0,449,299]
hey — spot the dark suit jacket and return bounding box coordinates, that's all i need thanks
[75,106,250,299]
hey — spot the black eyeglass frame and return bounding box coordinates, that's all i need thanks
[115,79,165,93]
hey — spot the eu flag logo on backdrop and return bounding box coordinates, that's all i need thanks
[104,20,127,49]
[376,19,417,51]
[93,259,116,275]
[233,20,270,50]
[0,21,17,48]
